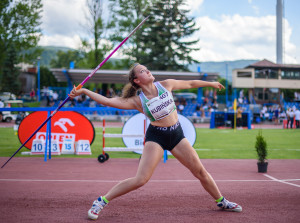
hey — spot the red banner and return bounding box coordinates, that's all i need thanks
[18,111,95,150]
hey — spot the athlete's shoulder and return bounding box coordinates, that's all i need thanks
[159,79,177,91]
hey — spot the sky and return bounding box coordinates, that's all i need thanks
[39,0,300,64]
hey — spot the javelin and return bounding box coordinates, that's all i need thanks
[1,16,150,169]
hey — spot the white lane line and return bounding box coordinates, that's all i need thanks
[281,179,300,182]
[0,178,299,183]
[0,179,120,183]
[264,174,300,188]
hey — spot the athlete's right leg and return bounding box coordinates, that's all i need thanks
[104,141,164,201]
[88,142,163,220]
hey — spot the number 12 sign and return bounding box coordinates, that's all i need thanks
[76,140,92,155]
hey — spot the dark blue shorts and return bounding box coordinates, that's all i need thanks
[145,121,185,151]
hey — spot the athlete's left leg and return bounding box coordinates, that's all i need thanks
[171,138,242,212]
[170,138,222,199]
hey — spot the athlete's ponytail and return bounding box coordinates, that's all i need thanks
[122,63,141,98]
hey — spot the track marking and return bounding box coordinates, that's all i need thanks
[0,178,299,183]
[0,179,120,183]
[264,174,300,188]
[281,179,300,182]
[194,148,300,151]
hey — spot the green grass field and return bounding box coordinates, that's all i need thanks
[0,127,299,159]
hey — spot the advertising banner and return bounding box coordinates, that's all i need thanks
[18,111,95,150]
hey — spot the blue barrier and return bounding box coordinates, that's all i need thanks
[0,107,139,113]
[0,107,140,123]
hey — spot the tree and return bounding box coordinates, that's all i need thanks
[0,0,43,89]
[108,0,199,70]
[83,0,113,68]
[40,66,65,88]
[109,0,150,63]
[140,0,199,71]
[50,50,84,69]
[216,78,232,96]
[1,44,20,94]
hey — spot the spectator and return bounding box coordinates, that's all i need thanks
[238,97,243,104]
[42,86,47,99]
[274,106,279,125]
[195,103,205,122]
[239,90,244,99]
[295,108,300,128]
[30,88,35,101]
[237,106,243,128]
[52,91,58,103]
[89,100,97,107]
[212,101,218,110]
[260,105,268,121]
[178,103,184,114]
[294,92,299,101]
[202,97,209,110]
[42,86,51,106]
[181,98,187,106]
[209,89,213,100]
[287,108,295,129]
[196,103,201,112]
[213,89,217,103]
[70,98,76,107]
[49,98,55,107]
[106,87,115,98]
[279,109,286,122]
[200,106,205,122]
[209,106,214,116]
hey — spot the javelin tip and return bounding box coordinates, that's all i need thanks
[128,15,150,38]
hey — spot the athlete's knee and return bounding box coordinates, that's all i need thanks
[134,175,150,188]
[191,166,209,180]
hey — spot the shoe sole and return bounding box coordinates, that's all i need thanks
[222,206,242,212]
[88,210,98,220]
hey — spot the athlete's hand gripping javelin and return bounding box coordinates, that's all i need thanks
[69,85,84,98]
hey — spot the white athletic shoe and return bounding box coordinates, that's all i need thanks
[88,197,107,220]
[217,197,242,212]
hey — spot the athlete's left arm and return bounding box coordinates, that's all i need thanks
[160,79,225,91]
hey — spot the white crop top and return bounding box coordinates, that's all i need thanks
[139,82,176,122]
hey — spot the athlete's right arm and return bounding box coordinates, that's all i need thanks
[69,87,142,111]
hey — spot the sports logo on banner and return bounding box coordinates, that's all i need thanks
[18,111,95,150]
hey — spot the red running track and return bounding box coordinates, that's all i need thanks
[0,157,299,223]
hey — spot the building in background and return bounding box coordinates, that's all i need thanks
[232,59,300,104]
[17,63,37,94]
